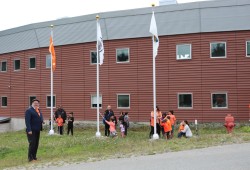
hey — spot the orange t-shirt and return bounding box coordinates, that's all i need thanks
[163,119,172,133]
[150,111,162,127]
[56,117,64,127]
[105,120,116,132]
[178,124,184,132]
[169,115,176,125]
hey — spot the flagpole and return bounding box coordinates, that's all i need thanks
[96,15,101,137]
[49,25,55,135]
[151,4,159,140]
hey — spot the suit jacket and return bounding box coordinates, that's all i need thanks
[25,106,44,132]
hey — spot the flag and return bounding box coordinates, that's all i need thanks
[49,35,56,72]
[97,21,104,65]
[149,11,159,58]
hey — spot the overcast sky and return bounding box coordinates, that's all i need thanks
[0,0,209,31]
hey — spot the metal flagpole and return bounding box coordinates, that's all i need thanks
[95,15,101,137]
[151,4,159,140]
[49,25,55,135]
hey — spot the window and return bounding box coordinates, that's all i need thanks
[178,93,192,108]
[176,44,192,60]
[1,97,7,107]
[29,57,36,69]
[211,93,227,108]
[90,51,97,64]
[246,41,250,57]
[117,94,130,108]
[1,61,7,72]
[14,59,20,70]
[46,95,56,108]
[116,48,129,63]
[46,55,51,68]
[29,96,36,106]
[91,94,102,108]
[210,42,226,58]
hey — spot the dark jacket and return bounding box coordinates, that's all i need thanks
[25,107,44,132]
[104,109,114,124]
[54,108,67,123]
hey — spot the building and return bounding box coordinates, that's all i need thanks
[0,0,250,123]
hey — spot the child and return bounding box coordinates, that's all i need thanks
[56,115,64,135]
[119,120,125,138]
[169,110,176,139]
[67,112,74,135]
[105,116,117,138]
[162,115,172,140]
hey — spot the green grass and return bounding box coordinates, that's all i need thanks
[1,124,250,169]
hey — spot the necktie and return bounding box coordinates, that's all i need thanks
[36,108,40,116]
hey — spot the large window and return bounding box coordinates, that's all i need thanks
[29,96,36,106]
[90,51,97,64]
[1,61,7,72]
[211,93,227,108]
[29,57,36,69]
[46,55,51,68]
[46,95,56,108]
[117,94,130,108]
[14,59,20,71]
[210,42,226,58]
[246,41,250,57]
[91,94,102,108]
[116,48,129,63]
[1,97,7,107]
[176,44,192,60]
[178,93,192,108]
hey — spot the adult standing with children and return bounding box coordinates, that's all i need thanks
[103,105,114,136]
[149,106,162,138]
[25,99,44,162]
[178,120,192,138]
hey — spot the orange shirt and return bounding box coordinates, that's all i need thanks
[163,119,172,132]
[178,124,184,132]
[169,115,176,125]
[105,120,116,132]
[56,117,64,127]
[150,111,162,127]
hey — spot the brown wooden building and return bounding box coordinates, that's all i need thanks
[1,0,250,123]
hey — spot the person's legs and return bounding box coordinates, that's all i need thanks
[105,123,109,136]
[124,122,128,136]
[71,127,73,135]
[156,123,161,137]
[27,133,33,161]
[178,132,185,138]
[149,126,154,138]
[33,131,40,160]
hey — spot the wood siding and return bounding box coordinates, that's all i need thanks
[1,31,250,123]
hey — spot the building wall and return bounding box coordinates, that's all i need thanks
[0,30,250,123]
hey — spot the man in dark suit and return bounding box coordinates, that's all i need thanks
[25,99,44,162]
[104,105,114,136]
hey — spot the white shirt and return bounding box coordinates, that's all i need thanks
[181,124,192,137]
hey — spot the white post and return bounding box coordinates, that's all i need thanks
[95,15,101,137]
[152,51,159,140]
[49,26,54,135]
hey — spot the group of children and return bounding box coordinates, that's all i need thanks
[150,107,192,140]
[101,111,130,138]
[55,112,74,135]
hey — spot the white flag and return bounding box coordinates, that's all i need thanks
[149,11,159,58]
[97,21,104,65]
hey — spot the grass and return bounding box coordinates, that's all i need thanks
[1,124,250,169]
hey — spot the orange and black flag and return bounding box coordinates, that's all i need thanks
[49,35,56,72]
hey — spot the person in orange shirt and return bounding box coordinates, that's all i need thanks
[162,115,172,140]
[178,121,185,132]
[105,116,117,138]
[56,115,64,135]
[168,110,176,139]
[149,106,162,139]
[224,114,236,133]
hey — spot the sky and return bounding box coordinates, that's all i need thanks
[0,0,209,31]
